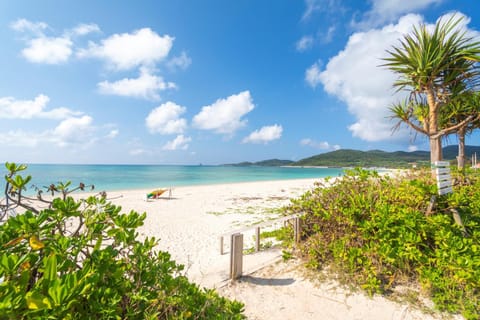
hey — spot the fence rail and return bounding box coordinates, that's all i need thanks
[220,213,303,280]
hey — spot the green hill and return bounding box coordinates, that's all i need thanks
[295,145,480,168]
[294,149,430,168]
[225,145,480,168]
[442,145,480,160]
[224,159,294,167]
[255,159,294,166]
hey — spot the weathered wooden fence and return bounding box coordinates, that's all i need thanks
[220,214,303,280]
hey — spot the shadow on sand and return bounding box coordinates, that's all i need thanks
[239,276,295,286]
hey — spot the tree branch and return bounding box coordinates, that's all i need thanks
[401,118,429,135]
[431,114,480,139]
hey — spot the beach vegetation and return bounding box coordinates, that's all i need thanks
[206,211,226,216]
[260,227,292,245]
[383,14,480,163]
[0,163,245,319]
[243,240,274,255]
[281,250,293,261]
[287,168,480,319]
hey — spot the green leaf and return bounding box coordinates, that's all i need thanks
[26,291,52,310]
[43,254,57,281]
[48,279,69,306]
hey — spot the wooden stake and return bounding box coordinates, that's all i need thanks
[426,195,436,216]
[293,217,302,243]
[230,233,243,280]
[255,227,260,252]
[450,208,468,236]
[219,236,224,255]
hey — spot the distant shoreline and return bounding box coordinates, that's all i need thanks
[2,165,346,195]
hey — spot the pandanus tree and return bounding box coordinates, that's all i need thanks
[443,91,480,171]
[383,14,480,163]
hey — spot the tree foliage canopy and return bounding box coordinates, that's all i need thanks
[383,14,480,162]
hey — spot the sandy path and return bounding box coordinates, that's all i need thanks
[101,178,461,320]
[106,178,316,287]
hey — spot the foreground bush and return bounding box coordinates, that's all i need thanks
[288,168,480,319]
[0,163,245,319]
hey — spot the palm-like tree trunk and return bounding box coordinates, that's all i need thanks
[430,136,443,163]
[457,127,466,171]
[427,89,443,162]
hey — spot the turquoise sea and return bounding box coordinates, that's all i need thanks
[2,164,346,193]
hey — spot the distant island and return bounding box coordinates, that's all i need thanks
[224,145,480,168]
[224,159,295,167]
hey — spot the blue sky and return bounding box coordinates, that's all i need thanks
[0,0,479,165]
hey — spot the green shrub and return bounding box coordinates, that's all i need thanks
[288,168,480,319]
[0,163,245,319]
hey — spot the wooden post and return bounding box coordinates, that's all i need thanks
[255,227,260,252]
[450,208,467,236]
[230,233,243,280]
[293,217,301,243]
[426,195,436,216]
[219,236,224,255]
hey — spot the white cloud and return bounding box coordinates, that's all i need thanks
[242,125,282,144]
[312,14,431,142]
[167,51,192,71]
[78,28,174,70]
[355,0,444,29]
[72,23,100,36]
[0,94,81,119]
[437,12,480,39]
[192,91,255,134]
[11,19,96,64]
[303,0,318,20]
[296,36,314,51]
[0,116,95,148]
[129,148,149,156]
[322,26,336,43]
[98,68,176,100]
[0,130,41,147]
[298,28,336,52]
[105,129,119,139]
[300,138,340,150]
[0,94,49,118]
[302,0,323,20]
[52,115,94,147]
[162,134,191,150]
[315,12,478,143]
[302,0,341,21]
[408,145,419,152]
[0,114,114,150]
[10,19,47,34]
[39,107,83,119]
[146,101,187,134]
[22,36,72,64]
[305,61,323,88]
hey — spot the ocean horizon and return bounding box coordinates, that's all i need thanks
[1,164,347,194]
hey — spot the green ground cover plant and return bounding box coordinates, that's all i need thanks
[286,168,479,319]
[0,163,245,319]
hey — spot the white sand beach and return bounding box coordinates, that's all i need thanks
[102,178,460,320]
